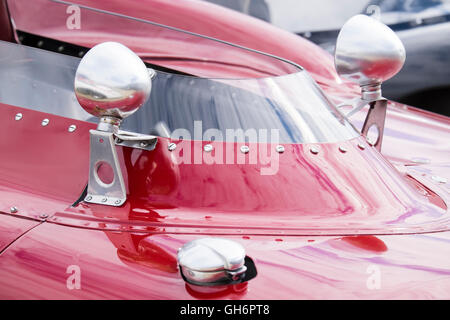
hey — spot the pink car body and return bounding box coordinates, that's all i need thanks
[0,0,449,299]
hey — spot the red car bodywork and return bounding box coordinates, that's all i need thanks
[0,0,449,299]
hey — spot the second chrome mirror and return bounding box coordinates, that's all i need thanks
[335,15,406,151]
[335,14,406,91]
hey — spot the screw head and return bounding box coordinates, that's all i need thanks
[10,206,18,214]
[68,124,77,132]
[115,199,121,204]
[85,195,92,201]
[275,145,285,153]
[168,143,177,151]
[240,145,250,154]
[15,113,23,121]
[41,119,50,126]
[101,197,108,203]
[39,213,48,219]
[339,146,348,153]
[140,141,148,148]
[310,146,320,154]
[204,144,213,152]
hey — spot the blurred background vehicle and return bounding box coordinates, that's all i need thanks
[204,0,450,116]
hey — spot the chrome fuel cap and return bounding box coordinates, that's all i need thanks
[177,238,247,286]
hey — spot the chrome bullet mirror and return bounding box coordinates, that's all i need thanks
[335,15,406,152]
[75,41,152,126]
[75,42,156,207]
[335,14,406,91]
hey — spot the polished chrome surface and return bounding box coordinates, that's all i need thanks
[84,130,126,207]
[168,143,177,151]
[68,124,77,133]
[113,129,157,151]
[310,146,320,154]
[177,238,247,285]
[14,113,22,121]
[9,207,18,214]
[41,119,49,127]
[361,100,388,152]
[275,145,285,153]
[339,146,348,153]
[335,14,406,87]
[74,42,152,120]
[334,15,404,152]
[204,144,213,152]
[240,145,250,154]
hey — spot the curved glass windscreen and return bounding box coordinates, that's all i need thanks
[123,71,357,143]
[0,0,359,143]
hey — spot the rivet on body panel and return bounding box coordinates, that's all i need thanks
[204,144,213,152]
[339,146,348,153]
[168,143,177,151]
[310,146,319,154]
[240,145,250,154]
[275,145,285,153]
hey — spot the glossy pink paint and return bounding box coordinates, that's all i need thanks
[0,215,40,253]
[0,0,449,300]
[2,224,450,299]
[0,102,448,299]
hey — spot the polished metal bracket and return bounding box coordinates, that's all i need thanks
[84,125,157,207]
[361,99,387,151]
[338,84,387,152]
[115,129,158,151]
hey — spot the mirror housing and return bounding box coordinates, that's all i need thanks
[334,15,406,152]
[75,41,152,128]
[335,14,405,93]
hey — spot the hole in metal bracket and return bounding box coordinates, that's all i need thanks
[94,161,115,187]
[367,124,380,146]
